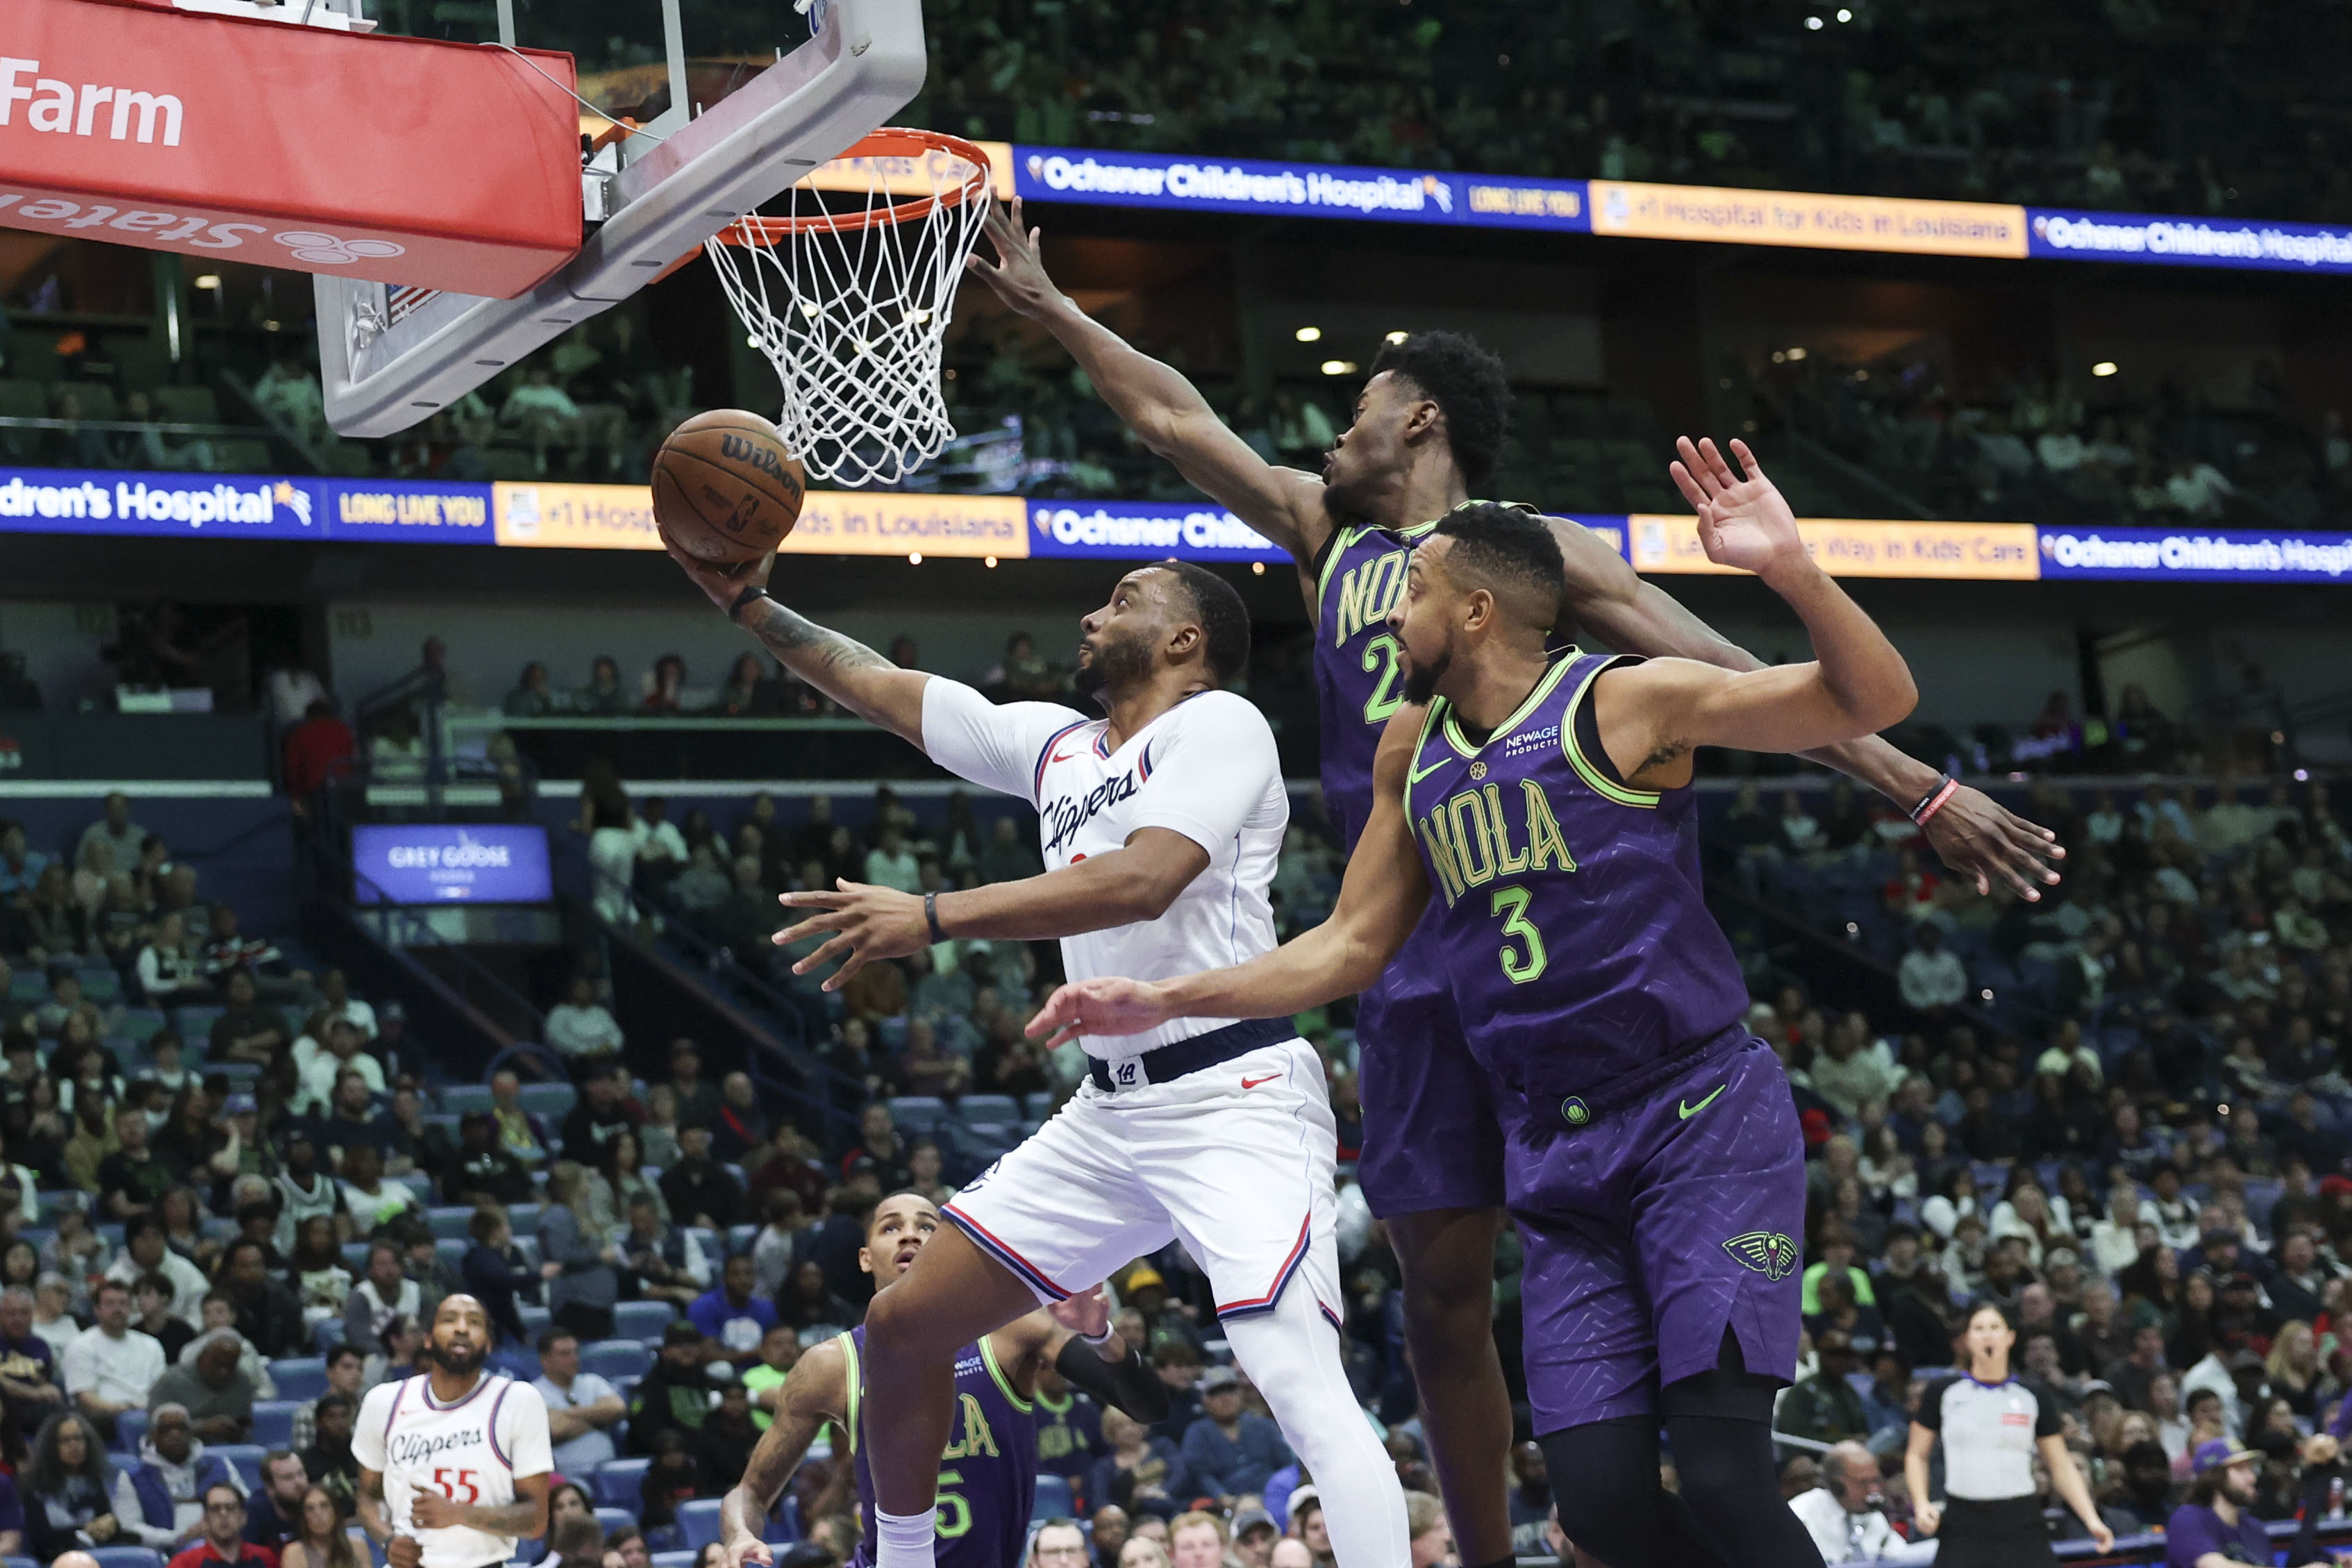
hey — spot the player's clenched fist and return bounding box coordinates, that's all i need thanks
[387,1536,424,1568]
[724,1537,775,1568]
[409,1492,465,1531]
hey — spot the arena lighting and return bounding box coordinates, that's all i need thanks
[193,275,222,291]
[983,555,998,568]
[2297,768,2312,781]
[1321,359,1358,375]
[1836,7,1853,18]
[1251,560,1266,574]
[1805,14,1824,27]
[1786,346,1808,360]
[908,552,922,564]
[1294,326,1323,342]
[2092,360,2119,377]
[1385,331,1410,344]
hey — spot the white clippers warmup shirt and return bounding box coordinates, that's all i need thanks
[354,1371,553,1568]
[920,680,1288,1056]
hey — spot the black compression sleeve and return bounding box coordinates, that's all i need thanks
[1054,1335,1171,1423]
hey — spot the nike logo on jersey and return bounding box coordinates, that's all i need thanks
[1049,744,1082,763]
[1406,756,1452,787]
[1678,1085,1726,1119]
[1241,1074,1280,1089]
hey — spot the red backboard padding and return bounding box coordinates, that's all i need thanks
[0,0,581,298]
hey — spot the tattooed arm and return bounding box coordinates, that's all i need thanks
[662,537,931,747]
[408,1473,550,1542]
[719,1337,848,1568]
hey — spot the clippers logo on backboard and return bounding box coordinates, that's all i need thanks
[0,60,183,147]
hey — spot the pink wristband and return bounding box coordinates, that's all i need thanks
[1913,778,1960,827]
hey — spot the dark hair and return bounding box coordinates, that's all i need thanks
[1432,504,1564,628]
[326,1344,363,1369]
[537,1328,578,1356]
[136,1271,176,1303]
[315,1392,354,1419]
[469,1209,508,1244]
[26,1411,108,1492]
[1367,331,1512,487]
[1161,562,1252,687]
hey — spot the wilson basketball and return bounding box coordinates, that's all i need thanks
[651,410,808,565]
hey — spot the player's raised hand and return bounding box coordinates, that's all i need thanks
[1049,1285,1113,1342]
[1917,782,2065,901]
[1670,436,1807,579]
[1026,977,1174,1049]
[723,1535,775,1568]
[773,881,928,989]
[964,196,1061,317]
[660,523,778,613]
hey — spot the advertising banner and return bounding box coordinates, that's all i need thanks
[1628,515,2041,578]
[0,466,322,537]
[322,478,494,544]
[351,823,552,904]
[1012,145,1588,234]
[2036,526,2352,583]
[2026,209,2352,276]
[491,483,1030,560]
[0,0,581,296]
[1588,181,2027,259]
[1026,501,1285,562]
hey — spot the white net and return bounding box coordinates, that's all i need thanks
[705,132,992,489]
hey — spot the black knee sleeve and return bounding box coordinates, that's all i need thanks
[1539,1418,1673,1568]
[1658,1336,1825,1568]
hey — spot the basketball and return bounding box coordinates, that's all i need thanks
[651,410,808,566]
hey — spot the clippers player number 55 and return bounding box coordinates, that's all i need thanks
[355,1296,555,1568]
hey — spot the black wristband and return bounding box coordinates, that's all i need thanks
[925,890,947,944]
[726,583,767,622]
[1908,772,1954,823]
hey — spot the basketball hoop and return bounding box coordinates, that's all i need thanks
[706,128,992,487]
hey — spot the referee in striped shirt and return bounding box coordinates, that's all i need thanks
[1904,1301,2113,1567]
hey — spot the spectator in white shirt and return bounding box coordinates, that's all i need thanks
[1897,925,1969,1014]
[532,1329,625,1473]
[862,825,921,894]
[295,1019,382,1116]
[74,796,145,877]
[316,969,376,1042]
[2165,457,2235,519]
[1778,790,1824,856]
[544,976,625,1064]
[633,799,690,869]
[135,914,211,1008]
[31,1274,82,1357]
[1788,1442,1901,1564]
[1807,1012,1905,1123]
[61,1278,164,1424]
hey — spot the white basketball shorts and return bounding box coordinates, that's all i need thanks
[943,1033,1344,1328]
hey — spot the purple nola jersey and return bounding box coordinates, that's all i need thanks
[844,1328,1037,1568]
[1400,650,1751,1096]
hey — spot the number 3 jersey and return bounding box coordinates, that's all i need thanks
[354,1371,554,1568]
[843,1326,1037,1568]
[1401,650,1750,1099]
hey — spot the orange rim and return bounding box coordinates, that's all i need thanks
[715,128,992,243]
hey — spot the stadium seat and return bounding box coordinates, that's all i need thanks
[593,1458,651,1508]
[676,1500,725,1551]
[582,1340,652,1379]
[437,1239,468,1267]
[960,1094,1020,1125]
[649,1555,697,1568]
[888,1096,948,1132]
[76,968,120,1003]
[760,1495,801,1546]
[249,1401,301,1447]
[517,1083,576,1118]
[728,1224,758,1254]
[429,1207,477,1240]
[174,1005,224,1037]
[440,1085,494,1114]
[10,1551,44,1568]
[114,1409,147,1452]
[271,1357,328,1399]
[613,1301,673,1342]
[490,1347,541,1381]
[215,1445,268,1491]
[594,1508,637,1537]
[90,1549,165,1568]
[518,1305,551,1338]
[508,1203,542,1232]
[342,1242,371,1271]
[1031,1476,1074,1521]
[314,1319,347,1353]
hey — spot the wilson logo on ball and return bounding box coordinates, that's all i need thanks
[719,433,801,492]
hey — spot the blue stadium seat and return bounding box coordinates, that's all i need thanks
[728,1224,758,1255]
[518,1305,551,1339]
[887,1096,948,1132]
[649,1555,698,1568]
[249,1401,301,1448]
[173,1005,224,1037]
[612,1301,673,1342]
[594,1508,637,1536]
[581,1340,651,1379]
[960,1094,1020,1125]
[271,1358,328,1399]
[508,1203,542,1232]
[90,1549,165,1568]
[517,1083,576,1119]
[676,1500,725,1551]
[1031,1476,1074,1522]
[440,1085,494,1114]
[215,1444,268,1491]
[429,1208,477,1240]
[436,1239,467,1267]
[314,1319,347,1353]
[10,1551,44,1568]
[76,969,120,1003]
[490,1348,541,1381]
[6,973,40,1003]
[593,1458,651,1508]
[760,1495,801,1546]
[114,1409,147,1453]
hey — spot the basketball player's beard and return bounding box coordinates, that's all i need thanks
[1401,640,1451,708]
[1071,630,1154,709]
[426,1338,487,1377]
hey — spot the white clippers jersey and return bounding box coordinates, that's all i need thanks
[354,1371,553,1568]
[921,680,1288,1056]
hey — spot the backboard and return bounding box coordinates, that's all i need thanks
[315,0,926,437]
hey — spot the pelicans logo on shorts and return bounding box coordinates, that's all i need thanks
[1723,1231,1798,1281]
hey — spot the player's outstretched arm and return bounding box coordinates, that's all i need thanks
[1028,715,1431,1044]
[662,535,931,747]
[967,197,1330,564]
[1595,476,1917,781]
[1555,436,2064,900]
[719,1339,847,1568]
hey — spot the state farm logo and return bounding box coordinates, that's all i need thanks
[1,60,184,147]
[276,232,406,265]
